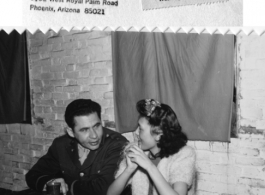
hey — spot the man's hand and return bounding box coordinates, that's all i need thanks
[49,178,69,195]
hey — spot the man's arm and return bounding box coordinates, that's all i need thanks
[25,138,63,192]
[70,138,127,195]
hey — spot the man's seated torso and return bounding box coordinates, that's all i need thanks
[26,128,127,195]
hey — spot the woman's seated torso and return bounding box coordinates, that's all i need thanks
[121,132,196,195]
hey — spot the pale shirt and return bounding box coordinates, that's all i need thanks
[78,144,90,165]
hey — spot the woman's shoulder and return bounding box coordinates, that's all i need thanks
[165,146,196,188]
[169,145,196,162]
[179,145,195,155]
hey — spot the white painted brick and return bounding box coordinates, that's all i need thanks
[195,151,219,163]
[245,45,265,59]
[194,141,212,151]
[255,100,265,109]
[263,108,265,119]
[227,144,239,154]
[197,180,236,194]
[239,177,265,188]
[230,138,240,145]
[91,91,105,100]
[89,69,109,77]
[211,142,230,153]
[240,78,265,91]
[240,89,265,100]
[210,164,230,175]
[196,173,215,183]
[218,154,236,164]
[109,99,114,107]
[236,157,265,166]
[187,140,195,147]
[55,114,64,121]
[260,149,265,159]
[240,100,262,120]
[238,134,252,139]
[236,184,252,195]
[249,188,265,195]
[240,99,261,108]
[108,83,113,91]
[241,167,265,179]
[196,162,212,173]
[238,139,265,149]
[239,118,257,128]
[226,165,242,175]
[196,191,219,195]
[240,69,265,81]
[94,77,106,84]
[90,84,109,92]
[244,36,265,59]
[100,114,109,121]
[250,134,265,139]
[96,99,110,109]
[243,57,257,70]
[198,172,238,185]
[219,175,238,185]
[255,58,265,70]
[104,92,113,99]
[238,148,260,156]
[256,120,265,129]
[106,76,113,84]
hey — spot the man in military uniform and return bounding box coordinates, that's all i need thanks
[26,99,128,195]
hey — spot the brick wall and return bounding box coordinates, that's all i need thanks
[0,29,114,191]
[0,31,265,194]
[190,34,265,195]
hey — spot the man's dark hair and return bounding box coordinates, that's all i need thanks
[65,99,101,129]
[136,99,187,158]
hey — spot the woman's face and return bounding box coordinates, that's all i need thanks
[137,117,158,151]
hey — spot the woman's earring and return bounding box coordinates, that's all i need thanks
[155,133,162,142]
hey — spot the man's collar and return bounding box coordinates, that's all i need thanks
[99,127,107,147]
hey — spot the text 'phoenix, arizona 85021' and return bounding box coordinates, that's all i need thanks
[29,0,118,15]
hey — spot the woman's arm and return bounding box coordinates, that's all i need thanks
[107,156,137,195]
[128,146,188,195]
[147,164,188,195]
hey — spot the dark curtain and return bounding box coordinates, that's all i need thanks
[0,30,31,124]
[112,32,234,142]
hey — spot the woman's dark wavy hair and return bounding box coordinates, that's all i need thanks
[136,99,187,158]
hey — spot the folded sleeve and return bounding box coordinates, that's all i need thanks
[169,146,196,187]
[25,138,62,192]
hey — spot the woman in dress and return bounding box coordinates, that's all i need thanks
[107,99,196,195]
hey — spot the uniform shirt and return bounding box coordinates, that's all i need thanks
[26,127,128,195]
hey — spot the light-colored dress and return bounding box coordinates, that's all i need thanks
[116,134,196,195]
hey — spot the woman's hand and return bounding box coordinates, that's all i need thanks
[125,155,138,173]
[127,145,154,171]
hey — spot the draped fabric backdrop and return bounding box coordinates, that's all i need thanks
[112,32,234,142]
[0,31,31,124]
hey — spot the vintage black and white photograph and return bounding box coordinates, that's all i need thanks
[0,29,264,195]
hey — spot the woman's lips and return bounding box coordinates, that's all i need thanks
[90,140,99,146]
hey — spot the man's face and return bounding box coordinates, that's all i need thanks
[71,112,103,150]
